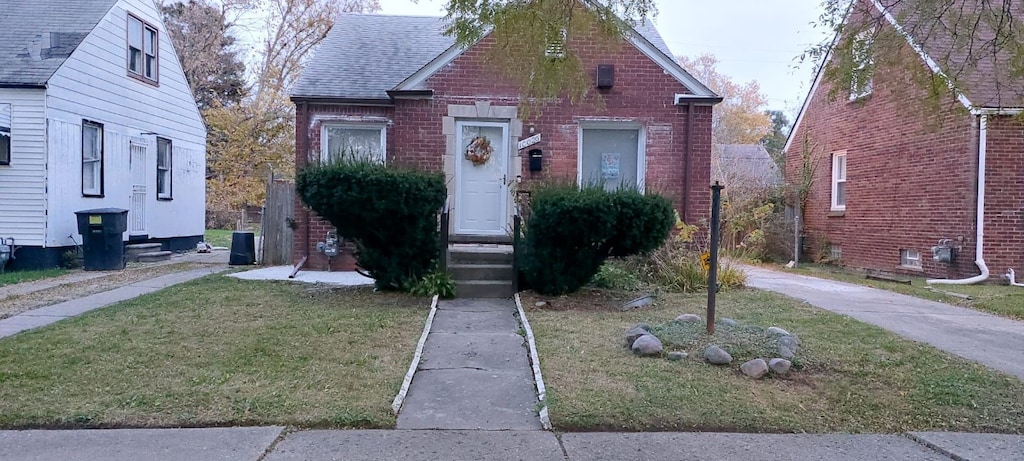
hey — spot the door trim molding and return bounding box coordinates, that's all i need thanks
[453,119,510,236]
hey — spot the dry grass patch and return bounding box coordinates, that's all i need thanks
[0,275,428,429]
[523,288,1024,433]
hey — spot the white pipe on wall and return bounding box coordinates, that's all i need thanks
[928,115,990,285]
[1007,269,1024,287]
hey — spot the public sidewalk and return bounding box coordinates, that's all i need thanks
[742,264,1024,380]
[1,427,1021,460]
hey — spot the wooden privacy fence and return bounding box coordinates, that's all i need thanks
[261,179,295,266]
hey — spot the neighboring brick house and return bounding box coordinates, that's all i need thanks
[289,13,721,271]
[785,0,1024,282]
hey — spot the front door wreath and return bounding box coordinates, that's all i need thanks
[465,136,494,166]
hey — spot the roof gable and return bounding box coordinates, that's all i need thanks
[292,13,718,101]
[0,0,118,86]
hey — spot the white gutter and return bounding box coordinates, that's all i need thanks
[1007,269,1024,287]
[928,115,989,285]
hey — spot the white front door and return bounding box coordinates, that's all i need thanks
[455,120,509,236]
[129,138,148,236]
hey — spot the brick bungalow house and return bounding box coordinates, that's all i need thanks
[289,13,721,272]
[786,0,1024,282]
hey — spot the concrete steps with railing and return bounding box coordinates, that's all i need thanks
[448,244,514,298]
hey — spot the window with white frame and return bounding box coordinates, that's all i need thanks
[128,14,158,83]
[830,245,842,262]
[831,152,847,211]
[321,124,385,162]
[849,29,874,100]
[0,103,10,165]
[579,126,644,191]
[82,121,104,196]
[156,137,172,199]
[900,249,922,268]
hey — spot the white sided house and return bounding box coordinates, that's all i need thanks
[0,0,206,270]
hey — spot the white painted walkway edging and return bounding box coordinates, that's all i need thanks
[391,294,439,414]
[514,293,552,430]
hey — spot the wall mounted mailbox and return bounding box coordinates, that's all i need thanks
[529,149,543,172]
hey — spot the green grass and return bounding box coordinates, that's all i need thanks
[203,229,234,248]
[0,275,428,429]
[525,288,1024,433]
[787,263,1024,320]
[0,268,68,287]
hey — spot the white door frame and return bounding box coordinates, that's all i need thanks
[128,137,148,236]
[454,120,510,236]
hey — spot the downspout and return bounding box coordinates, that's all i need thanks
[928,114,989,284]
[301,101,311,263]
[682,102,694,223]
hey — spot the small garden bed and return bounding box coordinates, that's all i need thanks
[0,275,428,429]
[783,263,1024,320]
[522,288,1024,433]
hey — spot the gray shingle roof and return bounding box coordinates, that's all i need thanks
[291,15,456,100]
[714,144,782,188]
[0,0,117,86]
[291,14,688,100]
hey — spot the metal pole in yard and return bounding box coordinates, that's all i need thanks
[707,181,724,335]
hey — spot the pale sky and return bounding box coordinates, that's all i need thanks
[375,0,832,117]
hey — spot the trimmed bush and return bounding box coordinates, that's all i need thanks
[296,160,446,290]
[521,184,674,295]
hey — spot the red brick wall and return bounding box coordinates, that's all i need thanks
[293,33,714,271]
[786,49,1024,279]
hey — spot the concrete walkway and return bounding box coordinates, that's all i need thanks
[396,298,541,430]
[743,264,1024,380]
[0,266,226,339]
[2,427,1021,460]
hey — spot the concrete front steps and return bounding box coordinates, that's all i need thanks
[448,244,514,298]
[126,243,171,263]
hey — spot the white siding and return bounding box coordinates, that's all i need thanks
[0,88,47,246]
[44,0,206,246]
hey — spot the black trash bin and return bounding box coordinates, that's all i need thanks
[229,231,256,266]
[74,208,129,271]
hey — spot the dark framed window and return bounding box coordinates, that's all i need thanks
[156,137,172,200]
[82,120,104,197]
[127,14,159,84]
[0,103,10,165]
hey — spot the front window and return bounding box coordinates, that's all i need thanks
[82,121,104,196]
[321,124,385,162]
[579,126,644,191]
[156,137,172,199]
[128,14,158,83]
[831,152,847,211]
[0,103,10,165]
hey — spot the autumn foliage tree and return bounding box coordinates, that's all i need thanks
[677,53,771,147]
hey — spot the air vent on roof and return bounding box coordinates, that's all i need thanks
[545,28,567,59]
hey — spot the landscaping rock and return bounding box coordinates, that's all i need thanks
[675,314,702,323]
[779,344,797,359]
[667,351,688,361]
[779,335,800,352]
[769,358,792,375]
[535,301,547,307]
[766,326,791,336]
[620,295,654,311]
[718,318,738,326]
[624,324,652,347]
[631,335,663,356]
[703,345,733,365]
[740,358,769,379]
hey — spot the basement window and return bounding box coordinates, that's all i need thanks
[900,249,922,268]
[830,245,842,262]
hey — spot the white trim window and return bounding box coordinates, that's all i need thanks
[901,249,922,268]
[578,124,646,192]
[82,120,104,197]
[156,137,172,200]
[0,103,10,165]
[831,152,847,211]
[849,29,874,100]
[321,124,386,163]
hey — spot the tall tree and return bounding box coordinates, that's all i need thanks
[761,110,790,170]
[161,0,248,110]
[677,54,771,146]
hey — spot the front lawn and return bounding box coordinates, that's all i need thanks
[524,288,1024,433]
[785,263,1024,320]
[0,268,69,287]
[0,275,428,429]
